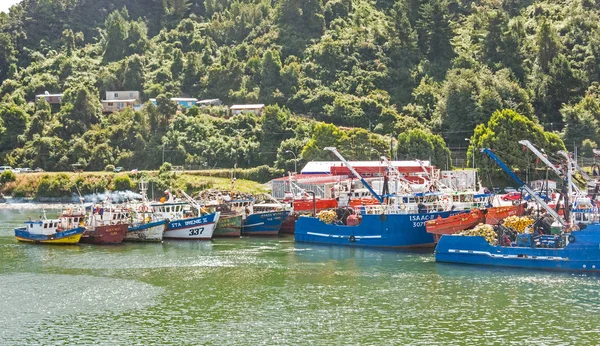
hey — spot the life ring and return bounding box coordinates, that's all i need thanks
[138,205,149,213]
[349,235,356,242]
[568,234,576,243]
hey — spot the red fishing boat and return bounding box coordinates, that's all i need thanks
[279,214,297,235]
[426,209,485,242]
[79,204,130,244]
[485,203,525,225]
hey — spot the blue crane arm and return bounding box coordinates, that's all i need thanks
[480,148,526,187]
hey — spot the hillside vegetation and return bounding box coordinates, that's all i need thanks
[0,0,599,178]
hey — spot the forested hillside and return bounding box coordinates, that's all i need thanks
[0,0,599,175]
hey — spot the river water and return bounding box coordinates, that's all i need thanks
[1,208,599,345]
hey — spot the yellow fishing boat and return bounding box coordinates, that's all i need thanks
[15,216,86,244]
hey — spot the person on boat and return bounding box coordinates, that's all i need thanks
[501,233,512,246]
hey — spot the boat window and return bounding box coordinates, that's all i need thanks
[44,223,47,228]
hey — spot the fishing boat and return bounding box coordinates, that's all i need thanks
[426,209,486,242]
[14,211,86,244]
[435,227,600,272]
[80,203,130,244]
[279,214,297,235]
[227,198,290,236]
[485,204,526,225]
[434,147,600,272]
[213,213,243,237]
[295,148,470,247]
[152,191,220,240]
[125,182,167,242]
[126,217,167,242]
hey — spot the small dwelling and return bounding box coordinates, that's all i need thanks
[102,91,141,113]
[35,93,63,104]
[197,98,223,107]
[230,104,265,116]
[150,97,198,109]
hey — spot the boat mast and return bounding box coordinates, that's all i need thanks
[324,147,384,204]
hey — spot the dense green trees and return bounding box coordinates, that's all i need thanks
[2,0,599,174]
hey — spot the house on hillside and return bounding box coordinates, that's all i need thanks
[196,99,223,107]
[35,93,63,104]
[230,104,265,116]
[101,91,141,113]
[150,97,198,109]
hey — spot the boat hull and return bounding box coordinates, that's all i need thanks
[295,210,465,248]
[163,212,219,240]
[80,224,129,244]
[125,220,167,242]
[242,211,290,236]
[435,228,600,272]
[14,227,85,244]
[213,214,242,237]
[426,209,485,242]
[279,214,297,235]
[485,204,525,225]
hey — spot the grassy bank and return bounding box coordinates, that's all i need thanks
[0,170,270,199]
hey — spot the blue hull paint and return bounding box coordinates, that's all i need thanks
[243,211,290,235]
[166,212,219,231]
[14,227,86,242]
[129,220,167,232]
[295,210,465,248]
[435,227,600,272]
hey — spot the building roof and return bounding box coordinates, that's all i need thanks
[301,160,432,174]
[106,90,139,94]
[230,104,265,110]
[171,98,198,102]
[197,99,222,104]
[35,93,63,97]
[101,99,137,103]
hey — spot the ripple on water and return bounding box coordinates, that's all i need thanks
[0,273,163,344]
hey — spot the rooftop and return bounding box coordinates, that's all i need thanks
[230,104,265,109]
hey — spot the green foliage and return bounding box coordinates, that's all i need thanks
[113,174,135,191]
[396,129,451,168]
[104,164,115,172]
[36,174,72,197]
[0,0,599,176]
[470,109,566,178]
[0,169,16,184]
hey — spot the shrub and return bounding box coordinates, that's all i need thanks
[36,174,72,197]
[114,174,135,191]
[104,164,115,172]
[0,170,16,184]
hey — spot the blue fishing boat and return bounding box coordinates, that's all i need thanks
[434,147,600,272]
[294,147,472,248]
[15,217,86,244]
[435,227,600,272]
[243,210,290,236]
[295,209,464,247]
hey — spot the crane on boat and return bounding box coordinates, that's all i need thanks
[481,148,565,226]
[324,147,384,204]
[519,140,583,195]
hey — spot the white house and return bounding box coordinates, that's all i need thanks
[102,91,141,113]
[230,104,265,116]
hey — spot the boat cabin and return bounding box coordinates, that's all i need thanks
[25,219,61,235]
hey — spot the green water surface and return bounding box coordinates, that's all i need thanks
[1,208,599,345]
